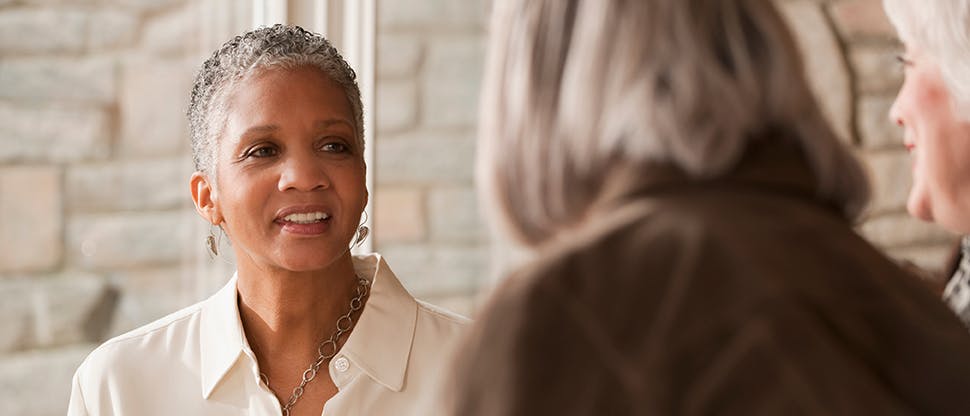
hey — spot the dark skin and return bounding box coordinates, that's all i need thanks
[190,66,369,415]
[239,279,368,415]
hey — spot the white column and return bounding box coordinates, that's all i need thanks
[252,0,288,27]
[314,0,331,35]
[342,0,377,255]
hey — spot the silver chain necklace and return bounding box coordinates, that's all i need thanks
[259,277,370,416]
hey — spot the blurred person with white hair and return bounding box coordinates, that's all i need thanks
[443,0,970,414]
[884,0,970,328]
[67,25,467,416]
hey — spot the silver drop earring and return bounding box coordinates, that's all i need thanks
[205,225,221,258]
[351,211,370,249]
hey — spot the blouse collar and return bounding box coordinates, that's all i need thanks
[198,253,419,398]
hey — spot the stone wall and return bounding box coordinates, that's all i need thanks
[0,0,205,413]
[0,0,957,414]
[371,0,489,314]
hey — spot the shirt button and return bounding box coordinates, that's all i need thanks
[333,356,350,372]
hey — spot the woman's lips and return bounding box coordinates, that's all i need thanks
[280,211,330,223]
[274,209,332,235]
[276,217,331,235]
[903,143,916,171]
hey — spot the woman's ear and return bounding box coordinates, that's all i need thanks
[190,172,223,225]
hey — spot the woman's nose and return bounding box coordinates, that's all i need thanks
[888,96,905,127]
[278,153,330,192]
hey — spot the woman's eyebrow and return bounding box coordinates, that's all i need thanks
[235,120,353,142]
[314,119,354,130]
[238,124,279,139]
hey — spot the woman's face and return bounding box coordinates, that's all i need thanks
[197,66,367,273]
[890,43,970,233]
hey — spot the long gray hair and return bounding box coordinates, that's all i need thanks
[478,0,871,247]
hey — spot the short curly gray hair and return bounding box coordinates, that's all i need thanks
[187,24,364,175]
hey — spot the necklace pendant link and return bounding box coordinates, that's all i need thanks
[271,277,370,415]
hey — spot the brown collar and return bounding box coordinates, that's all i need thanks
[593,139,842,218]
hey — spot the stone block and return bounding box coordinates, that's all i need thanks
[0,9,86,54]
[0,281,31,352]
[377,33,422,79]
[0,275,115,353]
[777,0,853,143]
[67,211,190,270]
[862,150,911,214]
[859,213,956,248]
[110,0,185,14]
[417,245,487,295]
[429,187,483,244]
[118,58,193,157]
[0,58,116,104]
[858,95,902,150]
[830,0,898,40]
[36,276,115,348]
[378,244,487,297]
[376,79,418,134]
[850,46,904,94]
[141,3,200,56]
[379,0,486,30]
[15,0,98,4]
[0,345,93,416]
[66,157,191,213]
[421,36,485,128]
[0,102,111,163]
[106,267,196,337]
[375,131,476,185]
[374,187,426,245]
[87,10,139,50]
[0,166,63,273]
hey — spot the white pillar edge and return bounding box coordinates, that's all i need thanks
[343,0,377,254]
[314,0,330,36]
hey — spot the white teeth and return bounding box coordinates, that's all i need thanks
[282,212,329,224]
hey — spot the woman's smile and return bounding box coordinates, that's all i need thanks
[274,206,334,235]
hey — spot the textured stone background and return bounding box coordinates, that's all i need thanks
[0,0,956,414]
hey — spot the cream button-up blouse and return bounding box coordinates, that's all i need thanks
[67,254,470,415]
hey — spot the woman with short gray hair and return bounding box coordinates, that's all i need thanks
[446,0,970,414]
[883,0,970,328]
[68,25,468,416]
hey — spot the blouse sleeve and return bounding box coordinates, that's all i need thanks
[66,363,90,416]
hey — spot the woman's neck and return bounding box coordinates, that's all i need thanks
[235,252,361,367]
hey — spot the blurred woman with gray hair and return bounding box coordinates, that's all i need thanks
[883,0,970,329]
[67,25,467,416]
[445,0,970,414]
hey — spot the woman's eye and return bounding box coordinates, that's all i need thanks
[246,146,278,158]
[895,55,913,67]
[321,141,349,153]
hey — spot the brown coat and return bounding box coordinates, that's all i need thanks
[449,142,970,415]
